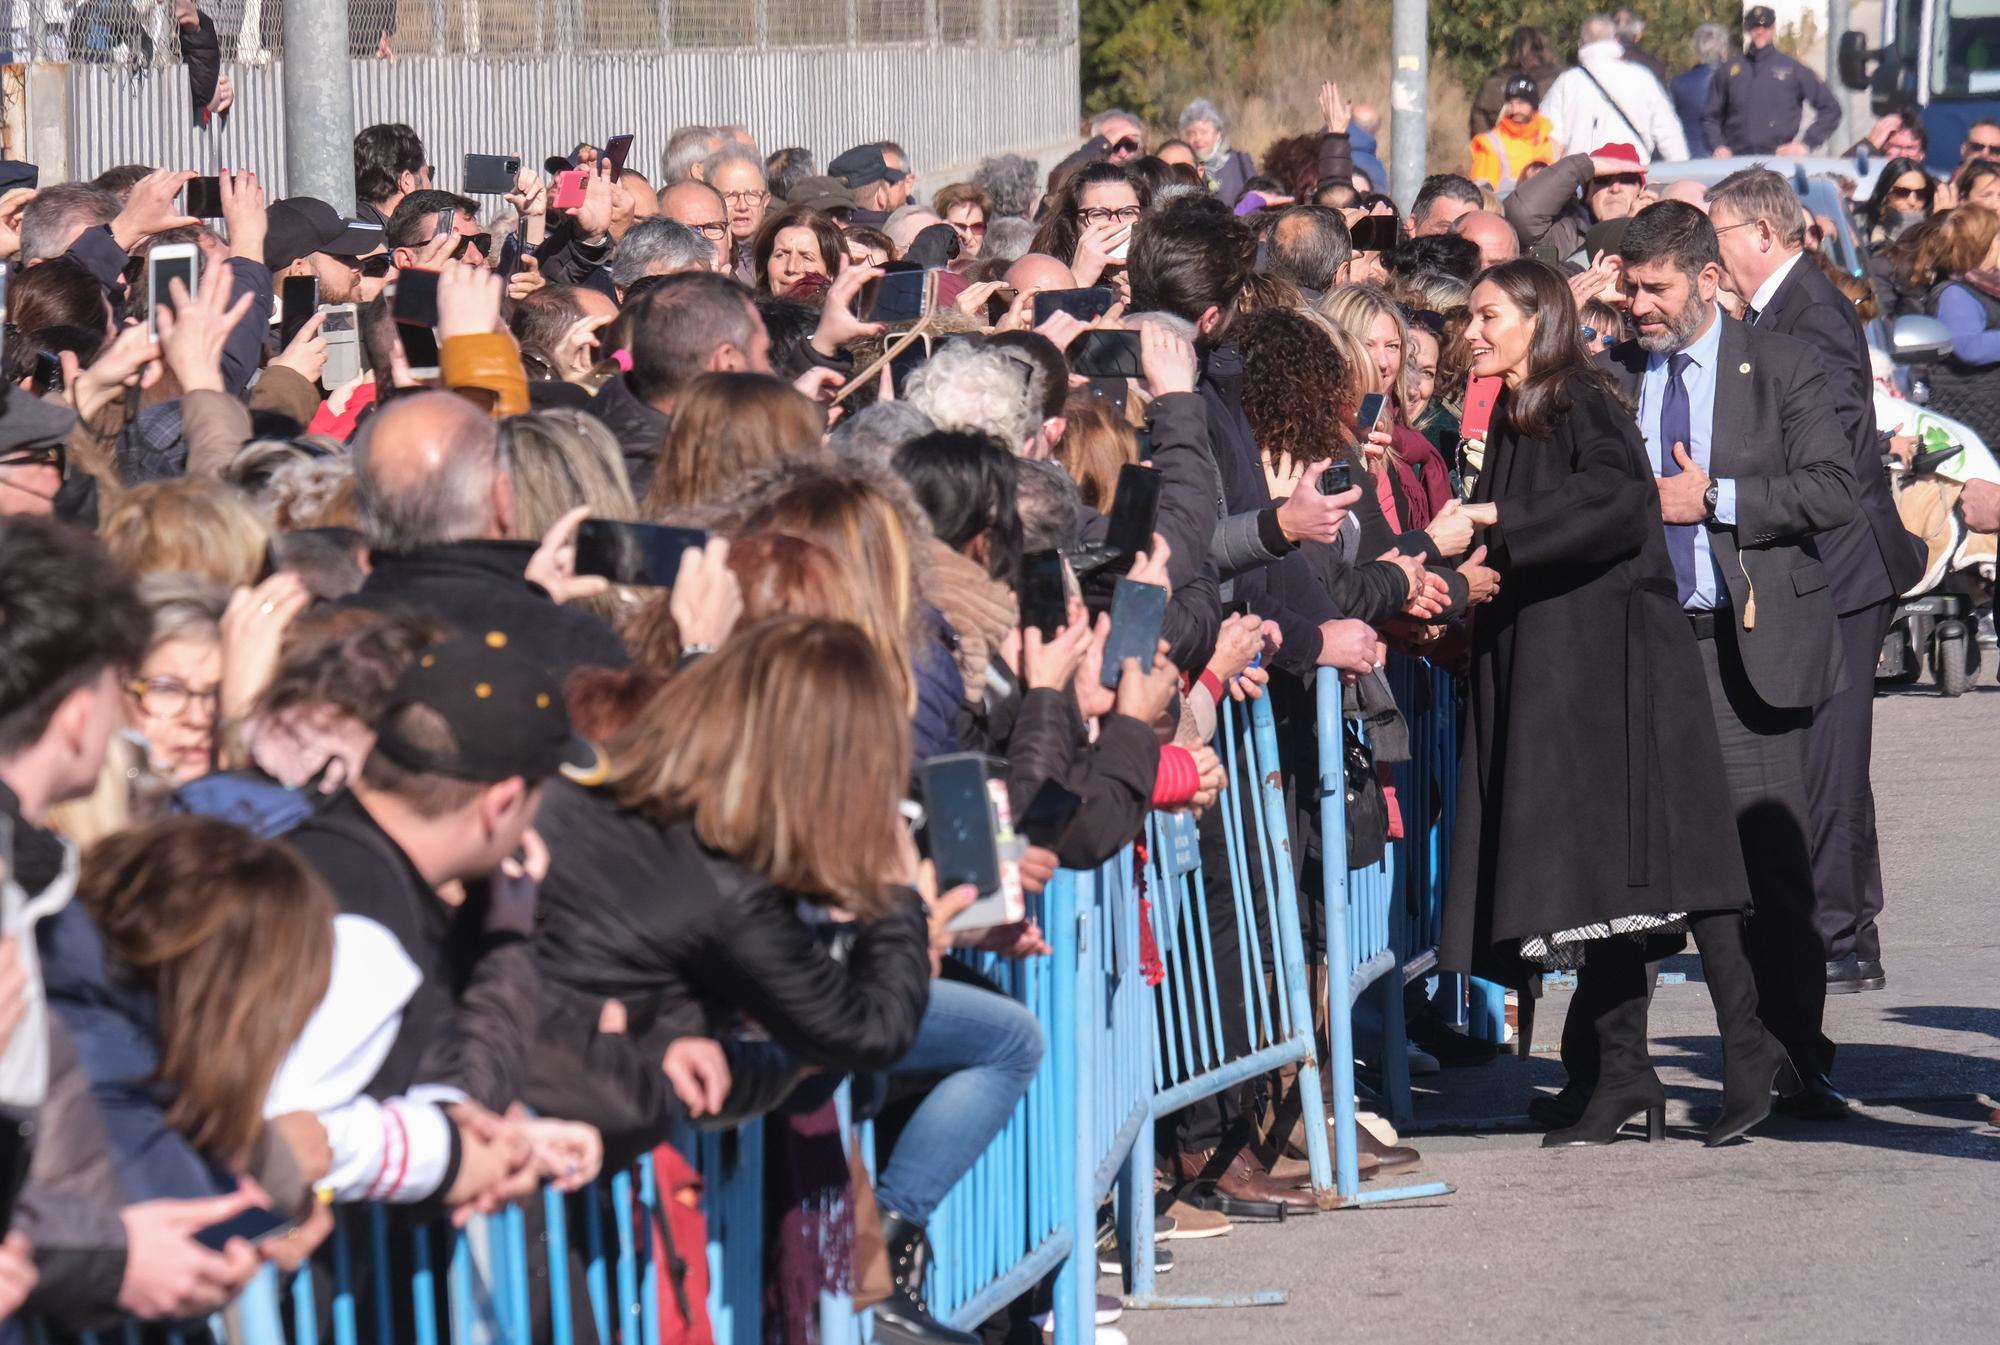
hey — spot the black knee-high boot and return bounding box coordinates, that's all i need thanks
[1688,909,1802,1147]
[1543,939,1665,1148]
[1528,961,1604,1129]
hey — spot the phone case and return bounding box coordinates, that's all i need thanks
[553,170,588,209]
[1460,375,1503,441]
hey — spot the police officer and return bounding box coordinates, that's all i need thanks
[1701,6,1842,158]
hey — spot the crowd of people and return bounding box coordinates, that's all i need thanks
[0,4,1995,1343]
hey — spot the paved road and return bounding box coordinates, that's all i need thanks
[1120,686,2000,1345]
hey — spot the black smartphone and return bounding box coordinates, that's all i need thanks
[31,349,63,395]
[1099,576,1168,690]
[603,134,636,183]
[1529,243,1563,267]
[1349,214,1400,252]
[1104,463,1164,558]
[1356,392,1388,433]
[194,1204,295,1253]
[1070,328,1144,380]
[1017,779,1083,850]
[279,275,319,351]
[1318,458,1354,494]
[396,323,440,378]
[146,243,198,339]
[391,268,441,328]
[184,175,224,218]
[462,153,523,195]
[1019,549,1068,640]
[572,519,709,587]
[868,269,927,323]
[1032,285,1117,326]
[919,754,1001,895]
[0,1116,31,1238]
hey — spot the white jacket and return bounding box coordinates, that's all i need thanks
[1541,40,1689,164]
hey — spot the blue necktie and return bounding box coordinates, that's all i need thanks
[1659,351,1698,607]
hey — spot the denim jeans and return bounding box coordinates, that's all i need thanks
[873,977,1045,1225]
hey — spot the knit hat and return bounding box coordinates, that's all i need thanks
[1588,143,1647,179]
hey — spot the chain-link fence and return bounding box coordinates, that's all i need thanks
[4,0,1071,66]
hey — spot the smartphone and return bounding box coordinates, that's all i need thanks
[1529,243,1562,267]
[462,153,523,195]
[147,243,198,339]
[31,350,63,395]
[1070,328,1144,380]
[1459,374,1503,441]
[553,169,588,210]
[602,133,635,183]
[391,269,441,328]
[1099,576,1168,690]
[1019,549,1068,640]
[1356,392,1388,433]
[919,754,1003,895]
[321,304,361,384]
[0,1117,31,1238]
[1017,779,1083,851]
[1032,286,1117,326]
[573,519,709,587]
[868,269,928,323]
[397,323,440,379]
[1103,463,1164,558]
[1349,214,1400,252]
[1318,458,1354,495]
[194,1204,296,1253]
[279,275,319,352]
[184,175,224,218]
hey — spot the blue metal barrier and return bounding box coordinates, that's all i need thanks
[1317,668,1454,1207]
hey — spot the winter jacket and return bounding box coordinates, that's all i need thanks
[1502,153,1601,261]
[1540,41,1688,163]
[1470,115,1558,192]
[1470,60,1562,138]
[912,606,969,766]
[584,372,671,496]
[343,538,630,676]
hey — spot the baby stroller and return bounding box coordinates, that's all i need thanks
[1875,397,1998,698]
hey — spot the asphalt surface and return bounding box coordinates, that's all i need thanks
[1116,684,2000,1345]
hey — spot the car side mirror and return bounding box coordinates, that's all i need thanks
[1836,31,1874,91]
[1891,314,1953,364]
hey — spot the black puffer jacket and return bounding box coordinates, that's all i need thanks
[583,373,671,497]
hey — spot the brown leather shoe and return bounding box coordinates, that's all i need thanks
[1355,1126,1422,1176]
[1175,1147,1321,1210]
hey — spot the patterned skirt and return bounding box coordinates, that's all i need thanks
[1517,912,1689,970]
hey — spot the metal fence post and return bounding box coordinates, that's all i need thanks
[1389,0,1428,211]
[279,0,357,211]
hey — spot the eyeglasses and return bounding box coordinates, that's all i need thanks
[128,676,220,720]
[951,219,987,236]
[1713,220,1757,236]
[1078,206,1143,226]
[720,189,769,206]
[688,219,730,239]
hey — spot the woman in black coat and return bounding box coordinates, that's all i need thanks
[1443,260,1797,1148]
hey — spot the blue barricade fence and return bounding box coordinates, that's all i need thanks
[51,666,1464,1345]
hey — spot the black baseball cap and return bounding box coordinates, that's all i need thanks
[828,144,909,189]
[1744,6,1777,27]
[1503,76,1541,107]
[372,631,606,786]
[265,197,385,272]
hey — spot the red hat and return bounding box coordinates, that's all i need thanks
[1589,142,1646,178]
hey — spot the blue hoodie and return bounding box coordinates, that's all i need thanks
[1349,125,1389,194]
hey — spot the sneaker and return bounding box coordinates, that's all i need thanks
[1097,1293,1123,1324]
[1159,1199,1231,1239]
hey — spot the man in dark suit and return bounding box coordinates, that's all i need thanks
[1708,169,1927,1008]
[1607,202,1858,1119]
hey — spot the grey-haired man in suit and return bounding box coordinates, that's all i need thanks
[1602,200,1858,1122]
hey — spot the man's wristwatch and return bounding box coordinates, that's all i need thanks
[1702,482,1720,522]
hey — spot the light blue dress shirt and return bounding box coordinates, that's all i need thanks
[1638,307,1736,612]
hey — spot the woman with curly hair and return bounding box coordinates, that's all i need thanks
[1027,161,1151,291]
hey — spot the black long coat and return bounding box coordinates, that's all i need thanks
[1439,375,1750,976]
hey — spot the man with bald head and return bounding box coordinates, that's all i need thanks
[1452,209,1521,269]
[1004,252,1077,298]
[346,391,629,673]
[658,179,732,272]
[1664,178,1710,211]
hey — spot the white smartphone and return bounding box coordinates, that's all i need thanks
[319,303,361,386]
[147,243,198,339]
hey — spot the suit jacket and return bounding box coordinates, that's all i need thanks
[1751,255,1925,612]
[1600,317,1856,709]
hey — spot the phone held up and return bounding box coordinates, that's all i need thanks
[146,244,198,340]
[916,754,1027,932]
[1099,576,1167,690]
[572,519,709,588]
[1317,458,1354,495]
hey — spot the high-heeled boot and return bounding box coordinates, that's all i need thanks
[1529,963,1604,1129]
[875,1212,979,1345]
[1689,911,1802,1147]
[1543,944,1665,1148]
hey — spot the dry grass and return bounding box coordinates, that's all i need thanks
[1131,0,1473,181]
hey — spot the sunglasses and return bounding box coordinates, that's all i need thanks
[453,232,493,260]
[951,219,987,236]
[1110,137,1141,155]
[359,253,394,277]
[1593,173,1645,189]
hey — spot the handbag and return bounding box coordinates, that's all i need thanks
[1342,720,1389,870]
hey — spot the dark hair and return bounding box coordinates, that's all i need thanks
[1237,307,1355,475]
[0,517,148,756]
[257,606,439,729]
[985,330,1069,422]
[1956,158,2000,202]
[7,256,110,339]
[892,430,1023,584]
[1388,233,1482,284]
[1616,200,1719,282]
[1124,155,1183,203]
[354,123,427,208]
[90,164,154,200]
[1353,193,1402,230]
[1130,199,1256,344]
[753,295,824,379]
[1029,162,1151,266]
[1257,136,1324,199]
[1412,174,1483,225]
[386,189,478,250]
[1505,24,1553,71]
[752,206,847,296]
[1863,156,1936,237]
[1476,259,1617,438]
[765,146,818,201]
[624,272,760,406]
[509,285,589,373]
